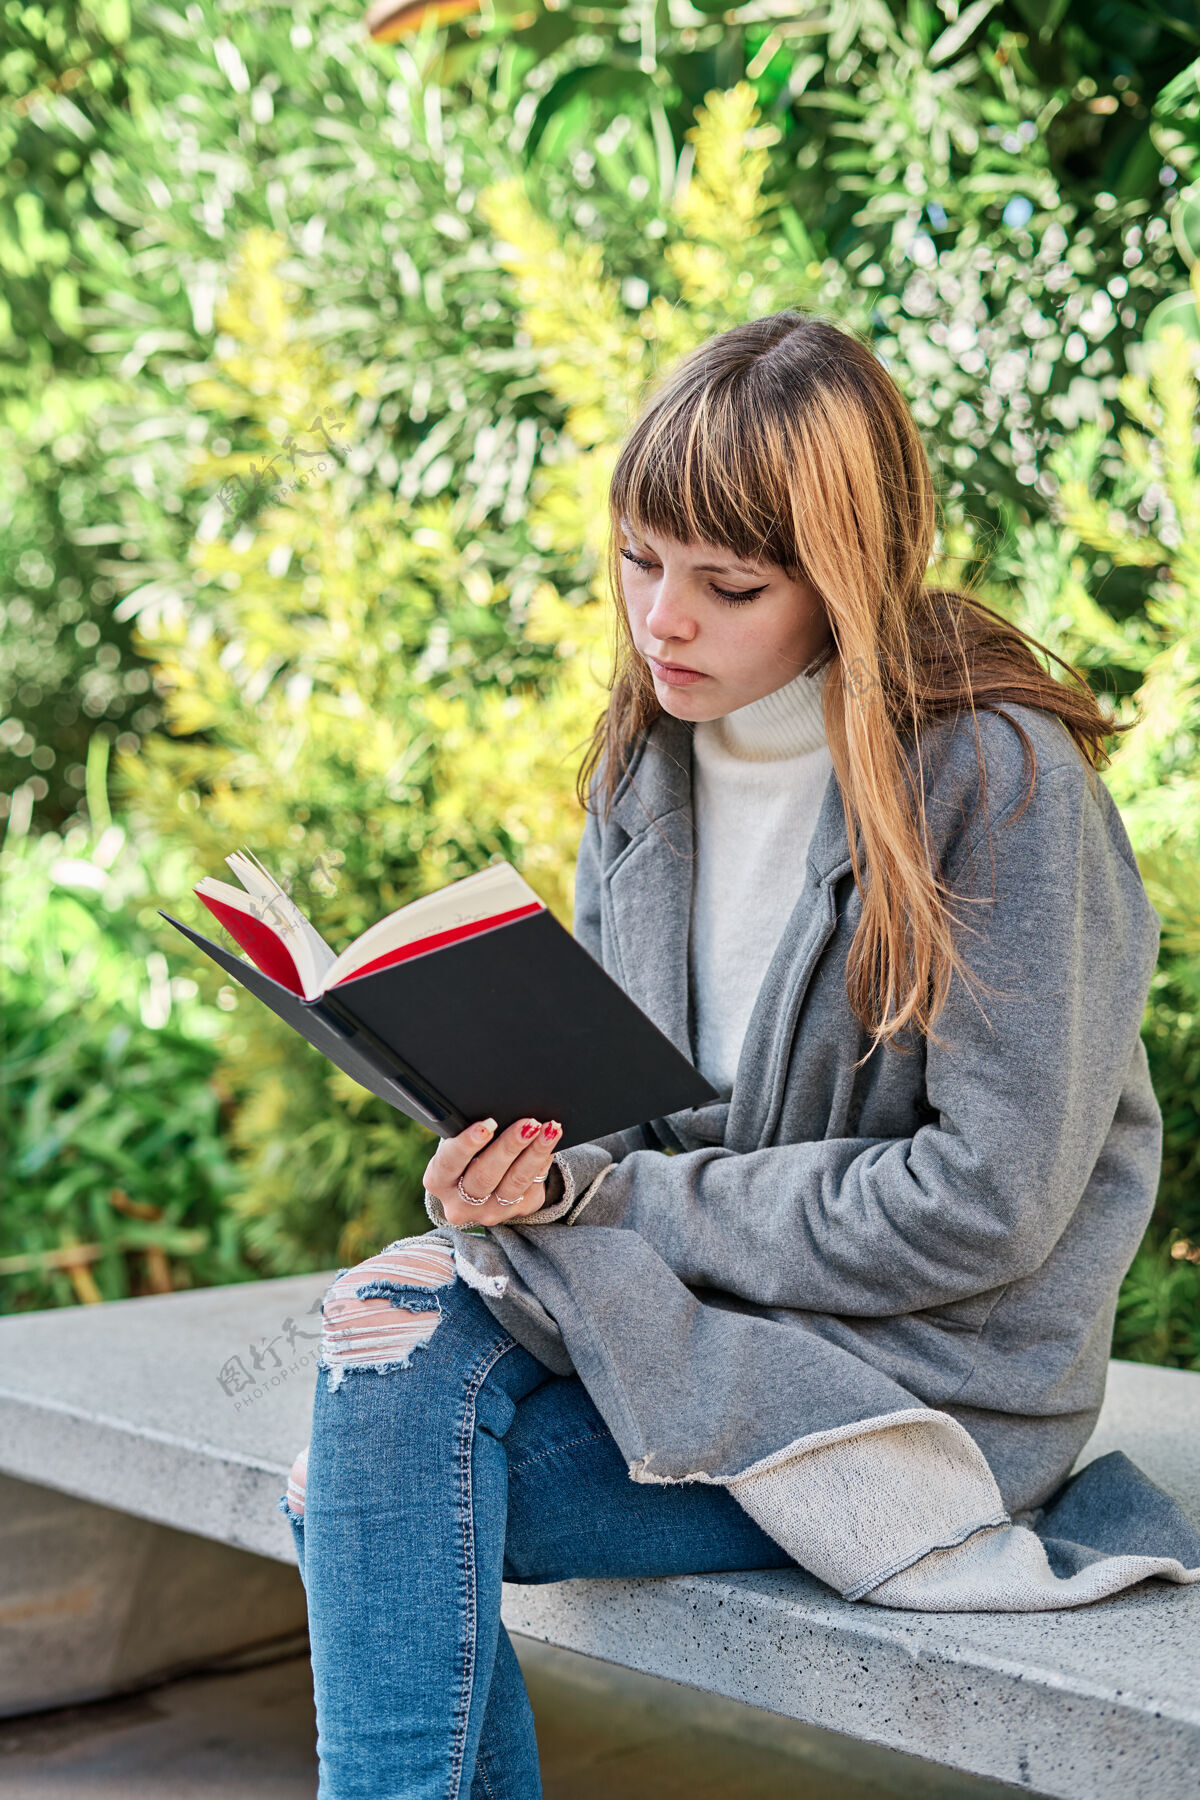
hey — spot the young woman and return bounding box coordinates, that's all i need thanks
[281,314,1198,1798]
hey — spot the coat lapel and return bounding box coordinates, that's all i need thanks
[603,714,856,1144]
[805,757,854,886]
[605,716,695,1057]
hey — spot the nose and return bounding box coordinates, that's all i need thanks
[644,573,697,646]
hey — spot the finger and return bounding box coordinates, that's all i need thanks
[441,1186,547,1228]
[426,1119,498,1190]
[492,1120,561,1203]
[454,1116,545,1202]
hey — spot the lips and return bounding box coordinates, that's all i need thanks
[646,655,707,686]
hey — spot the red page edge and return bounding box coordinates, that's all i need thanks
[195,892,305,995]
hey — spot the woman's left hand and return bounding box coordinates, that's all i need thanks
[424,1115,562,1227]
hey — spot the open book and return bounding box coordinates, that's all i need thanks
[192,852,547,1002]
[162,852,715,1147]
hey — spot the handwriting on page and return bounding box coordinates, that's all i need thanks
[248,894,299,936]
[240,856,341,935]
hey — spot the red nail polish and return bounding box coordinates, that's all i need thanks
[521,1120,540,1140]
[542,1120,560,1142]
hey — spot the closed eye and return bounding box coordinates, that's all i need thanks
[621,546,765,606]
[710,583,766,605]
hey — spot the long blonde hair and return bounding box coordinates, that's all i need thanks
[580,312,1116,1051]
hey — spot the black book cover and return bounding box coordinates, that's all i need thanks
[162,907,716,1148]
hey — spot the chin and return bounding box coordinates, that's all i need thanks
[654,685,726,722]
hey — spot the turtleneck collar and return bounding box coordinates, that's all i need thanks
[703,663,830,763]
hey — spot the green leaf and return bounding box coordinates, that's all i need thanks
[1144,288,1200,343]
[525,62,655,158]
[927,0,1001,67]
[1171,184,1200,265]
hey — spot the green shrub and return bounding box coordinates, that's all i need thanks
[5,0,1197,829]
[0,777,253,1311]
[1030,307,1200,1367]
[3,0,1196,1363]
[117,228,578,1274]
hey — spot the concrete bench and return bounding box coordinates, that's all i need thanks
[0,1271,1197,1800]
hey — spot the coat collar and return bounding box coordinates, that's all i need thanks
[608,713,693,841]
[609,712,851,878]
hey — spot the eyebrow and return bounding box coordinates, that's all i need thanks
[620,524,766,579]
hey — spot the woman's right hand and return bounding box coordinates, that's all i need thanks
[424,1115,562,1228]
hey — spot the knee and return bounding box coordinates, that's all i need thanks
[317,1235,456,1392]
[281,1442,308,1520]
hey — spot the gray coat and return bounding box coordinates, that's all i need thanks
[434,701,1172,1597]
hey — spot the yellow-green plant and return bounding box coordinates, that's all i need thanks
[456,83,826,805]
[1050,282,1200,916]
[121,229,544,1270]
[484,82,821,529]
[1040,290,1200,1367]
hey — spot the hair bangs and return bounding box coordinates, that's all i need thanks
[610,376,802,575]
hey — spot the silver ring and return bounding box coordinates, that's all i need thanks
[456,1174,492,1208]
[494,1192,524,1208]
[529,1175,546,1184]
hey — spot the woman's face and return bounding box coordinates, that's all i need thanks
[620,522,832,721]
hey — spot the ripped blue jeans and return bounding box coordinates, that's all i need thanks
[279,1233,792,1800]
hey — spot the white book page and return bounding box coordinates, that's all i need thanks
[322,862,542,990]
[214,851,337,999]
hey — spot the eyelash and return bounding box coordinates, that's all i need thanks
[712,584,765,606]
[620,548,766,607]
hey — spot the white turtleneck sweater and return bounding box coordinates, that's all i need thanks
[689,666,832,1092]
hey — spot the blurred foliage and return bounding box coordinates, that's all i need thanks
[0,795,254,1311]
[1044,309,1200,1367]
[451,0,1200,529]
[117,226,588,1273]
[4,0,1199,826]
[478,85,815,595]
[0,0,555,825]
[1,0,1197,1363]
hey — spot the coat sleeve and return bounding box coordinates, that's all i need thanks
[543,758,1163,1316]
